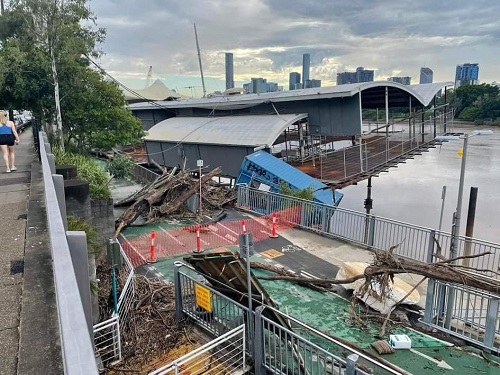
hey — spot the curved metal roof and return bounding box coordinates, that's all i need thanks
[130,81,453,111]
[143,113,308,147]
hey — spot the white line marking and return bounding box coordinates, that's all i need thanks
[217,222,239,235]
[158,225,186,246]
[409,348,454,370]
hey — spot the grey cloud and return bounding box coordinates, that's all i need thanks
[91,0,500,88]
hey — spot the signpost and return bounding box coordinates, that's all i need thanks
[197,159,203,216]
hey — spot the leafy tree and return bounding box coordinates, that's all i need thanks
[454,84,500,120]
[0,0,144,151]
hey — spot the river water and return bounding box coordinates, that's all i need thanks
[339,123,500,244]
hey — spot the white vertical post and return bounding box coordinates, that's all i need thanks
[197,159,203,216]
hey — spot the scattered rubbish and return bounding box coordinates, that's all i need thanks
[371,339,395,355]
[389,334,412,349]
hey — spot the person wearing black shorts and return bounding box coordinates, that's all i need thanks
[0,111,20,173]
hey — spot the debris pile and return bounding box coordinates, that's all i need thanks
[97,270,190,374]
[114,166,236,237]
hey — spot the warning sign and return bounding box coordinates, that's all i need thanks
[195,284,212,312]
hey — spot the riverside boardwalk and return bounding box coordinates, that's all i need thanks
[0,126,61,375]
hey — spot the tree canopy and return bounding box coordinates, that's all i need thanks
[0,0,144,151]
[454,83,500,122]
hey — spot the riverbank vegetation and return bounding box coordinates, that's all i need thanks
[53,147,112,199]
[454,83,500,124]
[0,0,144,151]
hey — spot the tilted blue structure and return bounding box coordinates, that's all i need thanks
[235,150,343,206]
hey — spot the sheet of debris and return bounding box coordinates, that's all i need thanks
[114,166,236,238]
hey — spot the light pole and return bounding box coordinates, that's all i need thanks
[449,134,469,259]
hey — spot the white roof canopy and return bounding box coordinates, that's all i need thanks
[143,114,308,147]
[130,81,454,111]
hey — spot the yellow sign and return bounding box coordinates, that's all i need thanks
[195,284,212,312]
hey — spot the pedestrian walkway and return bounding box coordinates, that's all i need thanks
[0,126,61,375]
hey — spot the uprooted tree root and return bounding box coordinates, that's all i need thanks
[253,244,500,338]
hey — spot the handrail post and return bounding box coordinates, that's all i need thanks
[174,264,184,321]
[346,354,359,375]
[253,306,265,375]
[484,298,499,348]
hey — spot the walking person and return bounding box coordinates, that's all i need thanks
[0,111,20,173]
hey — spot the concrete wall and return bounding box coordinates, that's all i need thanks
[90,199,115,243]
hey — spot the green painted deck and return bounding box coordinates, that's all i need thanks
[123,219,500,374]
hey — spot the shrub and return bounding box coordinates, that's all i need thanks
[67,215,100,256]
[53,148,112,199]
[107,154,134,179]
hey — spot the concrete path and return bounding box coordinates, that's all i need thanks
[0,126,62,375]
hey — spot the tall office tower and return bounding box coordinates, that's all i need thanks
[419,67,433,84]
[311,79,321,88]
[250,77,268,93]
[305,79,321,88]
[455,63,479,87]
[225,53,234,90]
[302,53,310,88]
[388,76,411,85]
[337,67,374,85]
[289,72,301,90]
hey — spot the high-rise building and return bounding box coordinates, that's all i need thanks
[303,79,322,89]
[336,67,374,85]
[244,78,279,93]
[419,67,433,84]
[225,53,234,90]
[388,76,411,85]
[302,53,310,88]
[455,63,479,87]
[289,72,301,90]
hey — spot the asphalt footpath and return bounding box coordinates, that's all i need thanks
[0,126,62,375]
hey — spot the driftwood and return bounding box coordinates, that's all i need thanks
[254,250,500,295]
[114,166,235,238]
[159,167,221,215]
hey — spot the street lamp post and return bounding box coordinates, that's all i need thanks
[449,133,469,259]
[445,133,469,326]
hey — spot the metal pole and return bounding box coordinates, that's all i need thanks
[385,87,389,137]
[199,164,202,216]
[111,267,118,314]
[444,87,448,133]
[438,186,447,235]
[463,187,478,267]
[245,233,253,354]
[193,23,206,97]
[364,177,373,244]
[450,134,468,259]
[446,134,469,327]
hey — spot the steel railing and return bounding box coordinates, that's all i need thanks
[93,316,121,370]
[423,280,500,354]
[174,262,398,375]
[313,110,453,182]
[148,324,247,375]
[236,186,500,277]
[93,240,135,368]
[40,132,99,374]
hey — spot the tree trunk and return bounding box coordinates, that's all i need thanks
[50,44,64,151]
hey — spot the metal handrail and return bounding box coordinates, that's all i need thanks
[40,132,99,374]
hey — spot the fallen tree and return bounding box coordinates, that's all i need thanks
[114,166,236,238]
[252,250,500,295]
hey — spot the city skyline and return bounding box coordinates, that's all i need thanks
[91,0,500,96]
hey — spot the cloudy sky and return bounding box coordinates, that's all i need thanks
[90,0,500,97]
